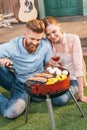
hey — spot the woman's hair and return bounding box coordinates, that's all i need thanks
[43,16,60,28]
[26,19,45,33]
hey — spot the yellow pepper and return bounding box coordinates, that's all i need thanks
[46,78,58,85]
[56,74,67,81]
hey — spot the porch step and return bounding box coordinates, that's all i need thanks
[57,15,87,23]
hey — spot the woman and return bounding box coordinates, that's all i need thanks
[43,16,87,104]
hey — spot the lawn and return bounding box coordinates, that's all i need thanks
[0,87,87,130]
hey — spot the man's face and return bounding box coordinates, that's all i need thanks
[24,30,43,53]
[46,24,62,44]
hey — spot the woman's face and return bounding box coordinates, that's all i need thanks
[45,24,62,44]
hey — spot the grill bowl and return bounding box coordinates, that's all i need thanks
[24,67,70,98]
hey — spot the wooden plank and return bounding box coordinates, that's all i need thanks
[0,23,26,43]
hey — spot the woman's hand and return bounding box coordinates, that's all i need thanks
[49,58,61,67]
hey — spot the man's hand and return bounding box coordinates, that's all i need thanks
[0,58,13,67]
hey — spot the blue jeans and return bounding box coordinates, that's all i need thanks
[0,66,43,119]
[0,66,29,118]
[52,80,79,105]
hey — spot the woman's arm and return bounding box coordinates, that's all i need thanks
[72,35,87,102]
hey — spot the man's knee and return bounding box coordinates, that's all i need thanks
[4,99,26,119]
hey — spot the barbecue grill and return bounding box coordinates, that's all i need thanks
[24,67,70,97]
[24,67,85,130]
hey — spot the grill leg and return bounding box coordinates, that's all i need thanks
[69,88,85,117]
[25,95,31,124]
[46,95,56,130]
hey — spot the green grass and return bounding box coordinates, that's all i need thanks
[0,87,87,130]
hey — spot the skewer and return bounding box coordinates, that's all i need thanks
[5,65,15,71]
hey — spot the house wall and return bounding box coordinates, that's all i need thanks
[1,0,87,19]
[38,0,45,18]
[83,0,87,15]
[0,0,39,20]
[38,0,87,18]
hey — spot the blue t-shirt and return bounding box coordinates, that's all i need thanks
[0,36,53,83]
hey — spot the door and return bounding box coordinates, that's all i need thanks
[44,0,83,17]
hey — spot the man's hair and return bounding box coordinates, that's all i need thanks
[43,16,60,28]
[26,19,45,33]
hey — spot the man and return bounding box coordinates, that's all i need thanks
[0,19,52,119]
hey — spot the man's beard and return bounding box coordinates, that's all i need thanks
[24,39,38,53]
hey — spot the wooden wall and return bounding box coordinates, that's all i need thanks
[0,0,39,20]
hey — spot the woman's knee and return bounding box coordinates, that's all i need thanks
[70,86,79,95]
[31,97,44,102]
[52,93,71,106]
[4,99,26,119]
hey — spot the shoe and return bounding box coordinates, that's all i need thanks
[3,18,18,24]
[0,14,4,22]
[0,22,12,28]
[3,13,14,18]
